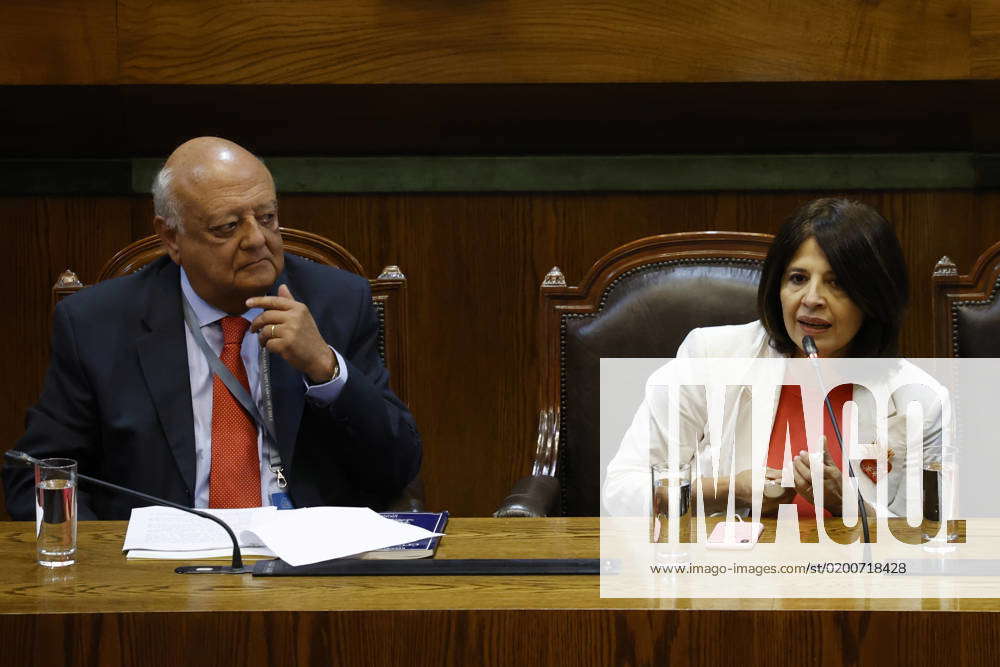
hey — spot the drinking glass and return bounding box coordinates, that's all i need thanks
[35,458,77,567]
[650,462,692,554]
[922,461,959,553]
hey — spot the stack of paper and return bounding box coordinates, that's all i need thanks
[124,506,277,559]
[123,506,445,566]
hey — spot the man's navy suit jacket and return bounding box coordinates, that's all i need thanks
[3,254,421,519]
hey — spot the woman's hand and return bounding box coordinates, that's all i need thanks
[733,468,796,515]
[792,436,843,515]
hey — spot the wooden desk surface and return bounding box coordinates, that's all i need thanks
[1,518,998,666]
[0,517,994,613]
[0,518,609,615]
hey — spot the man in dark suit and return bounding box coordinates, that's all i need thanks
[3,137,421,519]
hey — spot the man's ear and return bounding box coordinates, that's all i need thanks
[154,216,182,264]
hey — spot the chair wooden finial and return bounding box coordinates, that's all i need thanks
[54,269,83,289]
[934,256,958,277]
[378,265,406,280]
[542,266,566,288]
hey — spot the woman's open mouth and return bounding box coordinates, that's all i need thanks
[798,317,832,334]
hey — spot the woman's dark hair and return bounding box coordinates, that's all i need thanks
[757,198,909,357]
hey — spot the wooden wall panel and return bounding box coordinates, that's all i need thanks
[973,0,1000,77]
[116,0,970,85]
[1,82,990,159]
[0,1,118,84]
[4,191,999,519]
[2,197,139,517]
[2,609,999,667]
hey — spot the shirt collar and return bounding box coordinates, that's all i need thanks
[180,267,263,327]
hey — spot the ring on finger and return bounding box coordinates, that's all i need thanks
[270,324,278,339]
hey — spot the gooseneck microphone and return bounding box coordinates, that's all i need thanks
[4,450,250,574]
[801,336,872,551]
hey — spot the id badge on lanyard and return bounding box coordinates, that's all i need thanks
[182,296,289,490]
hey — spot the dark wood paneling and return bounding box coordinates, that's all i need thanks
[5,192,999,519]
[973,0,1000,78]
[0,1,975,86]
[1,82,992,159]
[0,1,118,85]
[114,0,968,84]
[2,198,137,518]
[1,609,998,666]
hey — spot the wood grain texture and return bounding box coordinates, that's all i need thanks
[972,0,1000,77]
[0,518,986,613]
[116,0,970,84]
[1,609,997,667]
[0,1,118,84]
[4,192,1000,519]
[0,520,998,666]
[2,198,138,518]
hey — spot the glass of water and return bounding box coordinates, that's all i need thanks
[650,462,692,552]
[922,461,959,553]
[34,458,77,567]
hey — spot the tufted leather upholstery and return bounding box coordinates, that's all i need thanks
[496,232,773,517]
[932,242,1000,358]
[561,262,762,515]
[954,299,1000,357]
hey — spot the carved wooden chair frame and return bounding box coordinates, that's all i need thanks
[497,231,774,516]
[52,227,409,404]
[51,227,423,510]
[932,242,1000,357]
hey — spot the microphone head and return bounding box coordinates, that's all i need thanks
[3,450,41,468]
[802,335,819,358]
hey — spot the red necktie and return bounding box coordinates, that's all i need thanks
[209,316,261,508]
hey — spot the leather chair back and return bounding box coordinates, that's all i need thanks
[52,228,410,404]
[52,227,422,511]
[540,232,773,516]
[932,242,1000,357]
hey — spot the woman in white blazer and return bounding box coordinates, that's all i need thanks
[604,198,946,519]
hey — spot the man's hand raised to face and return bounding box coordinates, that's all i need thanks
[247,284,338,384]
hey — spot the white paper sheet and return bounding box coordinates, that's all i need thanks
[123,506,276,552]
[126,547,276,560]
[122,505,444,565]
[241,506,444,566]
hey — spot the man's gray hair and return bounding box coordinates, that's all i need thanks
[151,165,183,231]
